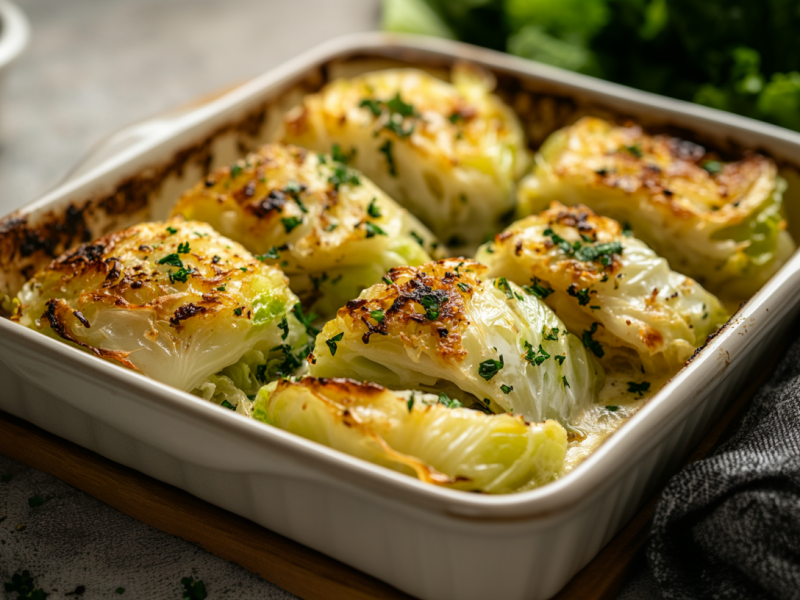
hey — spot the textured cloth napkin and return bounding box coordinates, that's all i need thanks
[620,328,800,600]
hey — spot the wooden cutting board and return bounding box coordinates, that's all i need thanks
[0,345,776,600]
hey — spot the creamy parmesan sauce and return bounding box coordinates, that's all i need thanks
[560,370,670,474]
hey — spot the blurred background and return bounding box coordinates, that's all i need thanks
[0,0,378,212]
[4,0,799,211]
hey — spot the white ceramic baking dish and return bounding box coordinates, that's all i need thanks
[2,33,800,600]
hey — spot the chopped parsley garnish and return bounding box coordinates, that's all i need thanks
[331,143,355,164]
[562,376,570,388]
[326,332,344,356]
[367,197,382,218]
[702,160,722,175]
[181,576,207,600]
[419,293,442,321]
[257,246,281,261]
[448,112,464,123]
[478,355,504,380]
[385,92,417,117]
[574,241,623,263]
[500,384,513,394]
[523,341,550,365]
[284,180,303,194]
[457,282,471,293]
[168,267,194,284]
[221,400,236,410]
[326,222,339,232]
[212,255,221,264]
[606,405,619,412]
[216,285,226,292]
[364,222,386,238]
[622,144,643,158]
[543,227,578,254]
[409,231,424,246]
[157,253,183,268]
[622,223,633,237]
[494,277,514,300]
[555,354,566,365]
[523,277,554,299]
[294,196,309,213]
[328,163,361,190]
[28,494,51,508]
[437,392,463,409]
[278,317,289,340]
[407,394,415,413]
[177,242,190,254]
[271,344,304,377]
[384,117,414,138]
[568,285,592,306]
[281,216,303,233]
[382,276,393,285]
[370,309,385,323]
[543,327,559,341]
[239,267,248,273]
[627,381,651,396]
[359,98,383,116]
[233,307,243,316]
[166,226,178,235]
[582,322,604,357]
[4,570,48,600]
[379,139,397,177]
[291,303,320,337]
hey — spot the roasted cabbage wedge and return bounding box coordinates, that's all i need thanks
[516,117,795,299]
[476,203,729,373]
[253,377,567,493]
[13,220,307,395]
[281,64,529,248]
[171,143,440,318]
[308,259,604,424]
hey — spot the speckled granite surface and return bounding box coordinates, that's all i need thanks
[0,1,376,597]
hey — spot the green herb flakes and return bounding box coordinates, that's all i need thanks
[221,400,236,410]
[500,384,513,394]
[177,242,190,254]
[278,317,289,340]
[181,576,207,600]
[281,216,303,233]
[582,322,604,358]
[379,139,397,177]
[157,253,183,268]
[326,332,344,356]
[523,277,554,299]
[478,355,504,380]
[367,197,382,218]
[370,309,385,323]
[627,381,651,396]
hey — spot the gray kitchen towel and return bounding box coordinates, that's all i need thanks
[631,330,800,600]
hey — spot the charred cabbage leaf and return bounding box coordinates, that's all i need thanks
[282,65,529,248]
[308,259,604,423]
[14,220,306,392]
[476,203,729,373]
[254,377,567,493]
[171,143,439,318]
[516,117,794,299]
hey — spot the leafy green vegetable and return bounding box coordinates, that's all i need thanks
[383,0,800,133]
[181,577,207,600]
